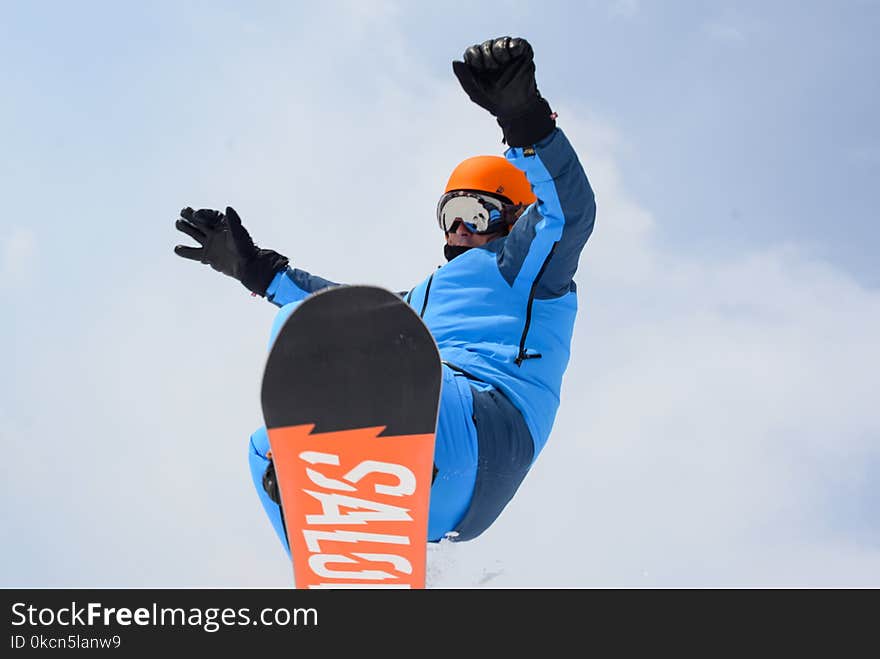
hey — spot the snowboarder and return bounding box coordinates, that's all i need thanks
[174,36,596,552]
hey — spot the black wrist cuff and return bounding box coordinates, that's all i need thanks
[497,97,556,148]
[262,461,281,504]
[242,249,290,297]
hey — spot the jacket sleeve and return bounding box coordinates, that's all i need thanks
[498,128,596,297]
[265,266,341,308]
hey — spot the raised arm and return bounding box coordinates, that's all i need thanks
[452,37,595,294]
[173,206,290,297]
[502,128,595,295]
[264,267,340,307]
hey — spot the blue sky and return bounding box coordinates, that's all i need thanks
[3,1,877,284]
[2,1,878,586]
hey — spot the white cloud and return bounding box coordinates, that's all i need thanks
[0,5,506,588]
[3,3,879,589]
[425,243,880,585]
[424,114,880,587]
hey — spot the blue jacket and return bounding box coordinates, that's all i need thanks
[265,127,595,461]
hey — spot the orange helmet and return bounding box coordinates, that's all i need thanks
[444,155,536,206]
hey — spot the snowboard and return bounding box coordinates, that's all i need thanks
[260,285,442,589]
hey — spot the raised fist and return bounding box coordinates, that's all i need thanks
[452,36,555,147]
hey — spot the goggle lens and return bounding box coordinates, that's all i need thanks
[437,192,504,234]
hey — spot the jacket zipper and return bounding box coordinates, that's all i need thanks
[515,243,557,366]
[419,273,435,318]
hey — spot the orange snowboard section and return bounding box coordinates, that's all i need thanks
[267,424,435,589]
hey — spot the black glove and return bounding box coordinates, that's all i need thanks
[452,36,556,147]
[174,206,289,296]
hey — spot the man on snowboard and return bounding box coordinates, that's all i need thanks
[174,37,596,551]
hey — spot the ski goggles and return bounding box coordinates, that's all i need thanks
[436,191,505,235]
